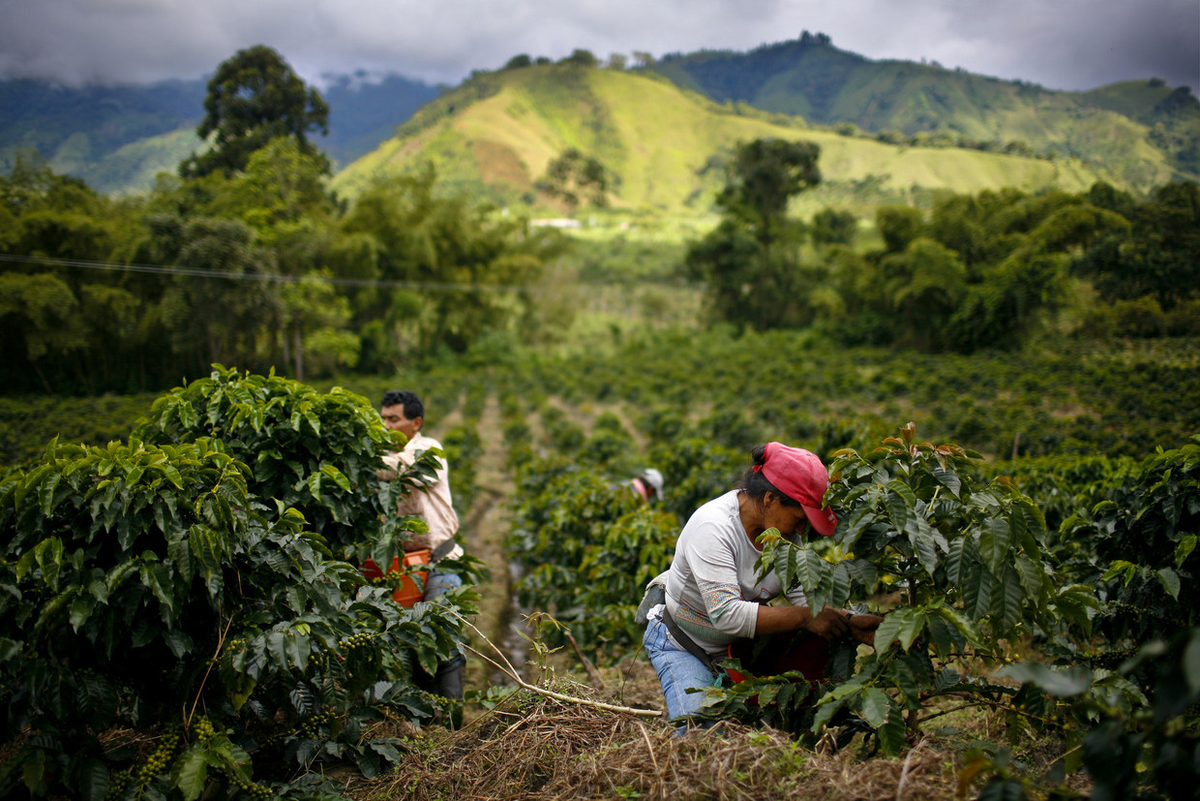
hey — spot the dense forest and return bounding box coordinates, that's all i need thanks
[2,44,1197,396]
[2,138,1197,395]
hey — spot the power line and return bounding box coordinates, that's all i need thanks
[0,252,532,292]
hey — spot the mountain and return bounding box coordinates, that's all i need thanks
[4,35,1195,203]
[315,73,443,166]
[330,61,1115,216]
[647,34,1200,191]
[0,73,440,194]
[0,78,207,194]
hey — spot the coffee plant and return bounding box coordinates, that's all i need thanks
[0,370,479,800]
[701,423,1099,754]
[133,365,446,569]
[507,459,678,660]
[993,437,1200,799]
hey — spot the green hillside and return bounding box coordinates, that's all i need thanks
[649,35,1199,193]
[0,73,440,194]
[0,78,207,193]
[6,38,1193,202]
[331,62,1111,216]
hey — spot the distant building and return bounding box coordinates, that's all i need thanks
[530,218,582,228]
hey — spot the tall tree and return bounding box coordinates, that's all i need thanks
[181,45,329,178]
[716,138,820,245]
[686,139,822,330]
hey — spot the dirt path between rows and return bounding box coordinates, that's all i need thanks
[457,392,518,690]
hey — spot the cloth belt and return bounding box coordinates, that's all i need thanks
[661,605,725,678]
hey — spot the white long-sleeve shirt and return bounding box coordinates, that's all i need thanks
[381,432,463,561]
[664,490,808,656]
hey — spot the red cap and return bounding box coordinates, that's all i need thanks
[759,442,838,536]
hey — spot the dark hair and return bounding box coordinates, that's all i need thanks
[381,390,424,421]
[739,444,803,507]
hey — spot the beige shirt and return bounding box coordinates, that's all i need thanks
[381,431,463,561]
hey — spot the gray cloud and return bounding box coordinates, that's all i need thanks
[0,0,1195,92]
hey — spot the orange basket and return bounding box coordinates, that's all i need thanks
[361,549,430,607]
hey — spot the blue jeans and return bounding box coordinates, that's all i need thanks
[643,616,723,725]
[423,569,462,602]
[424,569,465,672]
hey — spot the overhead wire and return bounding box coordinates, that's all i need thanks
[0,252,533,292]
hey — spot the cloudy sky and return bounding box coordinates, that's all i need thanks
[1,0,1196,93]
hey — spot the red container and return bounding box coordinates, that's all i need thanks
[361,549,430,607]
[725,632,829,683]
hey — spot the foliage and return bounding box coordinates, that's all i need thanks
[1078,180,1200,312]
[535,148,609,210]
[700,423,1097,755]
[0,429,475,799]
[181,46,329,179]
[686,138,824,331]
[811,207,858,247]
[336,167,560,367]
[153,217,284,376]
[132,366,427,567]
[1000,626,1200,801]
[1057,437,1199,669]
[506,459,679,659]
[0,393,158,469]
[715,138,821,245]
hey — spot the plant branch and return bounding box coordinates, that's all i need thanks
[452,611,663,717]
[563,627,604,688]
[186,613,236,731]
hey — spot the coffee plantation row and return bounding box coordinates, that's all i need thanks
[2,331,1198,799]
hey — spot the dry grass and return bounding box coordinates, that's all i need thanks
[334,652,1095,801]
[343,691,965,801]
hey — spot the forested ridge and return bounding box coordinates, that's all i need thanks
[2,128,1196,396]
[649,33,1200,187]
[3,33,1197,199]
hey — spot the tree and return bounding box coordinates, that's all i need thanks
[0,273,87,392]
[882,238,967,351]
[1120,181,1200,310]
[338,168,557,364]
[536,148,609,210]
[875,205,925,253]
[153,216,281,373]
[181,45,329,178]
[811,207,858,247]
[686,139,823,331]
[561,49,598,68]
[716,139,821,246]
[1077,180,1200,312]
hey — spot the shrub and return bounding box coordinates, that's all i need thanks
[0,369,479,799]
[702,423,1097,753]
[133,366,423,565]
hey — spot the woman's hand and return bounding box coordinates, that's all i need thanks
[808,606,851,640]
[848,613,885,646]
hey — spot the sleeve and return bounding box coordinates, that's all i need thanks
[681,523,761,639]
[784,584,809,608]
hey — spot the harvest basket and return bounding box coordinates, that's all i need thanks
[361,548,430,607]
